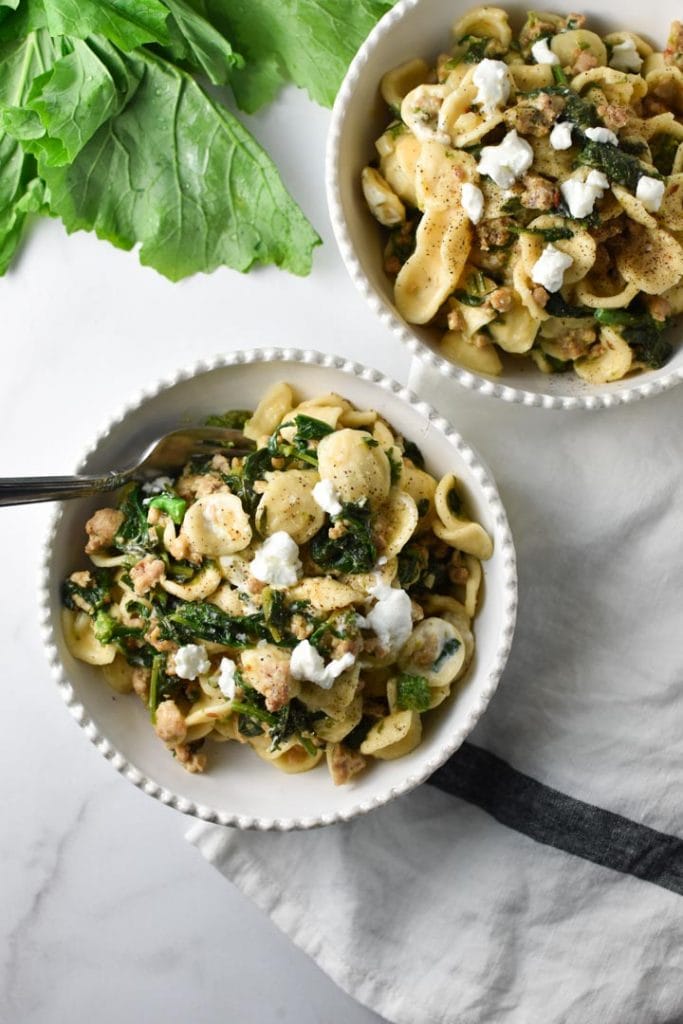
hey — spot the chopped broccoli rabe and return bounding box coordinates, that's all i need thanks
[402,438,425,469]
[291,414,334,441]
[204,410,252,429]
[397,543,429,589]
[62,569,112,614]
[93,609,144,646]
[146,493,187,525]
[596,308,673,369]
[396,673,431,712]
[433,638,461,672]
[114,483,152,552]
[577,140,655,191]
[310,501,377,575]
[649,133,680,176]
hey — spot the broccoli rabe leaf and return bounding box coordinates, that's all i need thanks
[205,409,252,429]
[61,569,113,614]
[310,501,377,575]
[147,492,187,524]
[433,637,461,672]
[158,601,272,647]
[544,292,594,318]
[115,483,152,552]
[21,37,320,279]
[93,609,145,645]
[401,438,425,470]
[292,414,334,441]
[577,139,654,191]
[649,133,680,176]
[40,0,171,51]
[159,0,243,85]
[596,307,673,369]
[397,543,429,589]
[269,698,322,752]
[343,714,376,750]
[196,0,394,112]
[396,673,431,712]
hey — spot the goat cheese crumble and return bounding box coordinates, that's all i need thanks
[636,175,665,212]
[531,244,574,293]
[531,38,559,65]
[472,59,510,116]
[217,657,237,699]
[461,182,485,224]
[609,39,643,72]
[312,479,343,516]
[584,126,619,146]
[142,476,174,495]
[289,641,356,690]
[362,577,413,655]
[549,121,574,150]
[175,644,210,680]
[560,170,609,219]
[477,130,534,188]
[250,531,302,587]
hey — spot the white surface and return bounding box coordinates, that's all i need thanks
[0,85,405,1024]
[326,0,683,408]
[40,350,515,829]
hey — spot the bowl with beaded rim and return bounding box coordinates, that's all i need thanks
[40,349,517,830]
[326,0,683,410]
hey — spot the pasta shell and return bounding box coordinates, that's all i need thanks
[375,490,419,560]
[102,654,135,694]
[243,382,294,441]
[360,710,422,760]
[181,493,252,557]
[317,428,392,505]
[161,562,222,601]
[62,608,116,666]
[255,470,324,545]
[575,326,633,383]
[381,58,430,112]
[399,617,466,687]
[395,207,470,324]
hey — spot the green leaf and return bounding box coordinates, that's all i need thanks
[41,0,171,50]
[577,139,652,191]
[36,40,320,279]
[205,409,251,429]
[0,29,61,274]
[2,37,142,166]
[396,673,431,712]
[160,0,243,85]
[196,0,394,112]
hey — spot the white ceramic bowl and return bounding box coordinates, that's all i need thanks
[40,349,517,830]
[326,0,683,410]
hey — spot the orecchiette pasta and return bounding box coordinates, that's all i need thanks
[62,385,491,785]
[363,8,683,384]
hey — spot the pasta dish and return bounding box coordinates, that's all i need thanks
[61,384,491,785]
[362,8,683,382]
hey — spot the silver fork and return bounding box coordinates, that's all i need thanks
[0,428,255,507]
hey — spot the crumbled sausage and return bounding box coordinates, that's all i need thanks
[557,326,597,359]
[447,305,465,331]
[173,743,207,773]
[596,102,632,131]
[512,92,565,136]
[647,296,672,322]
[241,646,294,712]
[520,173,559,211]
[571,49,598,74]
[166,532,202,564]
[154,700,187,745]
[132,667,151,702]
[410,599,425,622]
[664,21,683,67]
[176,471,226,500]
[487,287,515,313]
[327,743,367,786]
[130,556,166,596]
[532,286,550,308]
[84,508,124,554]
[476,217,513,250]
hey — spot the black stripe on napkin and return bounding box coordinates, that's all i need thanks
[428,743,683,896]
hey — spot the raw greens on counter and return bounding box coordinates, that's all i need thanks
[0,0,393,280]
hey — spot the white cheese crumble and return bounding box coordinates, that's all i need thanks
[531,244,574,293]
[289,640,355,690]
[175,644,210,680]
[461,182,485,224]
[477,130,534,189]
[549,121,574,151]
[312,479,343,516]
[584,126,619,146]
[560,170,609,219]
[609,39,643,73]
[250,531,302,587]
[216,657,237,700]
[142,475,174,495]
[636,175,665,212]
[531,38,559,65]
[362,577,413,655]
[472,59,510,116]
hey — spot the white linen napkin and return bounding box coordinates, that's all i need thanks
[187,361,683,1024]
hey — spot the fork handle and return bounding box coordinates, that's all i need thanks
[0,473,129,507]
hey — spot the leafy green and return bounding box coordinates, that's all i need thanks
[402,438,424,469]
[261,586,288,642]
[343,714,375,750]
[292,414,334,442]
[147,492,187,524]
[595,307,672,368]
[61,568,112,614]
[196,0,394,113]
[397,542,428,589]
[21,40,320,280]
[524,85,597,128]
[158,600,272,647]
[93,609,144,645]
[386,447,402,485]
[454,290,486,307]
[114,483,151,552]
[433,637,461,672]
[310,500,377,575]
[551,64,568,86]
[205,409,251,429]
[446,485,462,516]
[515,224,574,243]
[577,139,654,191]
[41,0,171,51]
[269,698,322,752]
[396,673,431,712]
[544,292,594,318]
[160,0,242,85]
[649,133,680,176]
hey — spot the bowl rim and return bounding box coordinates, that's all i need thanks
[39,347,517,830]
[325,0,683,412]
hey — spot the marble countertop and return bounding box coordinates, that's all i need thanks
[1,86,401,1024]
